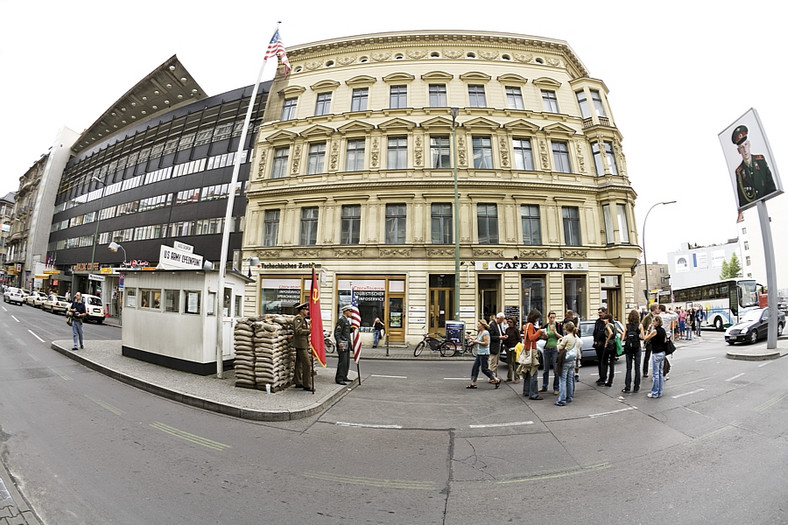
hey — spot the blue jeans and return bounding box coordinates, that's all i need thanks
[541,346,558,391]
[521,369,539,398]
[72,320,84,348]
[557,362,575,403]
[650,352,665,397]
[471,354,496,383]
[372,330,381,347]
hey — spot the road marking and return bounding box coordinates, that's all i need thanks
[49,367,72,381]
[336,421,403,429]
[589,407,636,418]
[150,422,231,451]
[469,421,533,428]
[85,395,126,416]
[698,425,734,440]
[696,357,716,362]
[28,330,45,343]
[27,353,40,362]
[725,373,745,382]
[671,388,705,399]
[370,374,407,379]
[304,471,435,490]
[444,377,469,380]
[10,315,20,323]
[498,462,610,484]
[758,361,772,368]
[755,393,786,413]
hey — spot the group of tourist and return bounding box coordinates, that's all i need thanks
[466,303,681,402]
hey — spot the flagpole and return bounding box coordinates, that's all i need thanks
[215,21,282,378]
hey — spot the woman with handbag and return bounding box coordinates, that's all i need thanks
[466,319,501,389]
[643,315,668,398]
[519,309,544,400]
[504,316,522,383]
[555,321,579,406]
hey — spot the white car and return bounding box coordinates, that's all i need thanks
[44,294,70,314]
[3,286,25,305]
[81,294,106,323]
[26,291,47,307]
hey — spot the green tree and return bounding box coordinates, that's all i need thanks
[720,253,743,279]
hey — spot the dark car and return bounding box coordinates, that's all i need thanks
[725,308,786,345]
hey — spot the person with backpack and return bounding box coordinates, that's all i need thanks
[555,321,579,406]
[621,309,644,393]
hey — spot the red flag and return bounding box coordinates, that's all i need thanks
[309,267,326,367]
[351,287,362,363]
[264,28,291,77]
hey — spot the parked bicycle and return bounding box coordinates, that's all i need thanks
[441,331,477,357]
[413,333,455,357]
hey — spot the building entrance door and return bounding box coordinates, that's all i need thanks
[478,276,501,321]
[429,288,454,334]
[387,294,404,342]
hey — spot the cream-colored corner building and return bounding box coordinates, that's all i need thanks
[243,30,640,344]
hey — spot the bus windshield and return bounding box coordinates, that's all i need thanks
[738,281,759,308]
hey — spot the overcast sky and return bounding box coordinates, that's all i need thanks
[1,0,785,266]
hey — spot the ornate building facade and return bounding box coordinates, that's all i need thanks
[243,30,641,343]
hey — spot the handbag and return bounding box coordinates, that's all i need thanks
[66,312,73,326]
[615,334,623,356]
[666,338,676,355]
[513,342,524,363]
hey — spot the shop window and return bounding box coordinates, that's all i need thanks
[521,277,545,316]
[564,276,586,320]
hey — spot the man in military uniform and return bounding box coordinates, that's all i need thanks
[732,125,776,208]
[334,305,353,385]
[292,302,312,391]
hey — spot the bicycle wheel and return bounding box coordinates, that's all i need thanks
[414,341,425,357]
[439,341,457,357]
[468,342,477,356]
[324,338,335,354]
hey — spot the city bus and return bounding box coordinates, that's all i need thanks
[668,278,760,330]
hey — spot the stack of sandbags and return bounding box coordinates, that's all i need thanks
[233,319,257,388]
[251,314,295,393]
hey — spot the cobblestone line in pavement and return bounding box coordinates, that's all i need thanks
[0,461,41,525]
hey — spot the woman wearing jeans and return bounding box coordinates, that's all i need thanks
[540,312,562,395]
[467,320,501,389]
[644,315,668,398]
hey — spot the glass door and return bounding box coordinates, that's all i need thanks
[429,288,454,334]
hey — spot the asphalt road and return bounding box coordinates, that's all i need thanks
[1,301,787,524]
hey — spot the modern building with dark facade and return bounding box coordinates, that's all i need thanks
[47,56,269,314]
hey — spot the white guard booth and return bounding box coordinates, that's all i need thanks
[121,268,250,375]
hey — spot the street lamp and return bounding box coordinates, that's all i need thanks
[450,107,460,321]
[108,241,127,265]
[642,200,676,305]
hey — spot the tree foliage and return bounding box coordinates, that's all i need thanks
[720,253,743,279]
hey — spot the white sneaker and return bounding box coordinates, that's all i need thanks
[665,375,670,381]
[647,393,655,398]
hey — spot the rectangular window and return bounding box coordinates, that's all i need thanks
[468,85,486,107]
[513,138,534,170]
[141,289,161,309]
[592,142,604,176]
[520,205,541,245]
[591,90,606,117]
[390,85,407,108]
[616,204,630,243]
[552,141,571,173]
[430,136,450,168]
[562,206,582,246]
[472,136,493,169]
[281,98,297,121]
[271,146,289,179]
[431,203,453,244]
[306,143,326,174]
[315,92,332,116]
[263,209,280,246]
[522,277,545,316]
[603,204,614,244]
[300,207,318,246]
[340,204,361,245]
[477,203,499,244]
[351,88,368,112]
[164,289,180,313]
[345,139,365,171]
[576,91,590,119]
[542,90,559,113]
[605,141,618,175]
[185,290,201,315]
[387,137,407,169]
[429,84,447,107]
[564,276,586,320]
[385,203,407,244]
[505,86,525,110]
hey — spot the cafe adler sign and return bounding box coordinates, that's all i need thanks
[476,260,588,271]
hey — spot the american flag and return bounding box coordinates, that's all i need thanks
[351,288,362,363]
[264,29,291,77]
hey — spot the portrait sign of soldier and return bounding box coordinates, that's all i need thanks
[719,108,783,212]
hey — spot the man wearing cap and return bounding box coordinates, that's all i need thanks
[292,302,312,390]
[334,305,353,385]
[731,125,776,208]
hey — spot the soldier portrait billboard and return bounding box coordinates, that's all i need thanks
[719,108,783,212]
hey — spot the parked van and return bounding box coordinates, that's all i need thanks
[81,294,106,323]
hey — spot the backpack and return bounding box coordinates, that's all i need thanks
[624,324,640,353]
[565,336,579,361]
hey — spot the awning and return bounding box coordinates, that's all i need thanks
[34,274,50,279]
